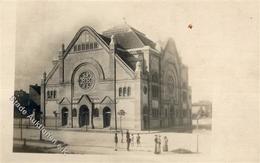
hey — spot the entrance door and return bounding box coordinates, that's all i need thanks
[103,107,111,128]
[61,107,68,126]
[79,105,89,127]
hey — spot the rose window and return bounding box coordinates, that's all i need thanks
[78,71,95,90]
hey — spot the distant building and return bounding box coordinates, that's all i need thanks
[192,101,212,119]
[14,85,41,119]
[41,24,192,130]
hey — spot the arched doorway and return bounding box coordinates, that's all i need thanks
[61,107,68,126]
[103,107,111,128]
[79,105,89,127]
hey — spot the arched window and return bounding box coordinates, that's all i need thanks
[86,43,90,50]
[53,90,56,98]
[82,43,86,50]
[152,85,159,98]
[94,42,98,48]
[50,90,53,98]
[123,87,127,96]
[127,87,131,96]
[78,44,81,51]
[47,91,50,99]
[89,42,94,49]
[119,87,122,96]
[74,45,77,51]
[152,72,159,83]
[167,75,175,96]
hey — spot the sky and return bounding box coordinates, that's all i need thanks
[15,1,258,103]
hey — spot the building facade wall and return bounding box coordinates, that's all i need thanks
[41,26,192,131]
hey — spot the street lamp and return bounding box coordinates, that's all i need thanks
[117,109,126,143]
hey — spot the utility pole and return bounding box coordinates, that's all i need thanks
[196,108,201,153]
[114,46,118,132]
[196,134,199,153]
[110,35,117,132]
[118,109,126,142]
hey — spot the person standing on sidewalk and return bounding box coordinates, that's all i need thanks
[131,134,134,147]
[158,135,162,154]
[114,132,118,151]
[136,133,141,147]
[163,136,168,152]
[154,135,158,154]
[126,130,131,151]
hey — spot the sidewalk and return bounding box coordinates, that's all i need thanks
[14,125,193,134]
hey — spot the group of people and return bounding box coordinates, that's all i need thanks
[114,130,141,151]
[154,135,168,154]
[114,130,169,154]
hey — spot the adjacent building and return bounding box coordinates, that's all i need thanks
[192,100,212,119]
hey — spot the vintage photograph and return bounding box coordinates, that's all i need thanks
[0,0,259,162]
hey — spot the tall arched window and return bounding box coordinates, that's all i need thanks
[152,72,159,83]
[90,42,94,49]
[86,43,90,50]
[94,42,98,48]
[47,91,50,99]
[74,45,77,51]
[127,87,131,96]
[50,90,53,98]
[78,44,81,51]
[82,43,86,50]
[119,87,122,96]
[123,87,127,96]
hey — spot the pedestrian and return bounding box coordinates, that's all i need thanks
[121,130,124,143]
[163,136,168,152]
[158,135,161,154]
[131,134,134,147]
[136,133,141,147]
[154,135,158,154]
[126,130,131,151]
[114,132,118,151]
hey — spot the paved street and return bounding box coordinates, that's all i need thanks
[13,127,211,156]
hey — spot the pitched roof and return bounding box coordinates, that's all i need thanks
[102,24,156,50]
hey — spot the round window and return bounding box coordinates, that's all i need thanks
[78,71,95,90]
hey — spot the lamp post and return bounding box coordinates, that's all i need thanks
[195,107,203,153]
[117,110,126,142]
[110,35,118,132]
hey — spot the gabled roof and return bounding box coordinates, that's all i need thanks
[58,97,71,105]
[161,38,181,62]
[102,24,156,50]
[45,26,136,83]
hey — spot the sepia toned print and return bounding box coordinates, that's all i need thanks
[0,0,258,162]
